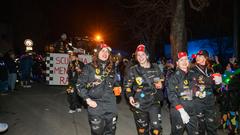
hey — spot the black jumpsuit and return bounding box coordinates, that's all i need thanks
[124,63,163,135]
[167,68,198,135]
[191,64,219,135]
[67,60,84,110]
[77,61,117,135]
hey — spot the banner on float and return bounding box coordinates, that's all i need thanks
[46,53,92,85]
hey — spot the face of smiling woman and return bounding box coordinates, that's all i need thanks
[177,56,189,72]
[136,51,148,65]
[98,48,110,61]
[196,55,207,66]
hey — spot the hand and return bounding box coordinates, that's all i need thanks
[178,108,190,124]
[129,97,136,106]
[75,67,81,72]
[86,98,97,108]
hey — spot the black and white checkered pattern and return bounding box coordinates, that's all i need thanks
[45,54,54,84]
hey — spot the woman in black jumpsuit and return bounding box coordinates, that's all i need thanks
[77,44,118,135]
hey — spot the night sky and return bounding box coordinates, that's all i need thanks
[0,0,235,54]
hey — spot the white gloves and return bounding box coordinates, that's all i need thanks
[178,108,190,124]
[195,91,206,98]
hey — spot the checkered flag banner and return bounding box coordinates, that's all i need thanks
[45,53,69,85]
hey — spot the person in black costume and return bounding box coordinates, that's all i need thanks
[76,44,118,135]
[66,53,84,113]
[167,52,198,135]
[191,50,222,135]
[124,44,164,135]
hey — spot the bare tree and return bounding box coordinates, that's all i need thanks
[119,0,210,61]
[119,0,173,60]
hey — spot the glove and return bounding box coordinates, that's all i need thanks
[176,105,190,124]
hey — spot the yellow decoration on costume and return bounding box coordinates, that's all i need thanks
[135,77,143,85]
[153,129,159,135]
[184,80,188,85]
[223,114,227,121]
[113,86,121,96]
[198,75,204,84]
[126,88,131,92]
[231,116,236,125]
[96,68,100,75]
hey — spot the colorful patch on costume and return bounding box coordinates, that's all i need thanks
[95,68,100,75]
[135,77,143,85]
[140,92,145,98]
[126,88,131,92]
[198,75,204,84]
[184,80,188,85]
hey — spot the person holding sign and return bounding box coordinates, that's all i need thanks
[76,44,118,135]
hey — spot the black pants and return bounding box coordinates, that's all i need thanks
[67,90,82,110]
[88,113,117,135]
[170,101,198,135]
[195,96,218,135]
[132,105,162,135]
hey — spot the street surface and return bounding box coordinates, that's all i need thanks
[0,83,226,135]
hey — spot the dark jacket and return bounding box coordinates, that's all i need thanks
[19,55,33,74]
[190,64,217,106]
[76,61,117,116]
[0,57,8,81]
[124,63,164,110]
[5,57,17,73]
[167,68,195,109]
[67,60,84,85]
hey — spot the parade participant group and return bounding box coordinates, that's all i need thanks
[65,41,238,135]
[2,40,239,134]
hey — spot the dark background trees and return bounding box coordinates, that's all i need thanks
[118,0,235,62]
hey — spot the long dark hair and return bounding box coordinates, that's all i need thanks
[92,50,113,74]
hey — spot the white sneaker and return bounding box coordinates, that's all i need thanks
[26,85,32,88]
[68,110,76,113]
[76,108,82,112]
[0,123,8,133]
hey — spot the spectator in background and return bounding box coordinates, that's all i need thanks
[66,53,84,113]
[19,52,33,88]
[0,53,8,94]
[5,51,17,91]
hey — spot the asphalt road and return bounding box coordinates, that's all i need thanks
[0,83,227,135]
